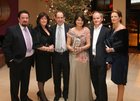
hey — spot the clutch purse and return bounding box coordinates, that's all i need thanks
[104,39,112,47]
[112,40,123,48]
[104,39,123,48]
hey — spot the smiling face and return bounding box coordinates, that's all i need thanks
[18,13,29,27]
[92,12,103,27]
[111,12,121,24]
[74,12,86,27]
[39,16,48,27]
[55,11,65,26]
[76,17,84,27]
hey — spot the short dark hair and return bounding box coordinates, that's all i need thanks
[36,12,50,26]
[55,11,65,17]
[18,10,30,18]
[73,11,86,27]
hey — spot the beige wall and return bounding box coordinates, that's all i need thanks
[19,0,47,27]
[113,0,126,25]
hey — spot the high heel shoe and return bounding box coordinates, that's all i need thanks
[37,91,49,101]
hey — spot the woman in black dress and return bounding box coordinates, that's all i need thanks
[34,12,54,101]
[105,9,129,101]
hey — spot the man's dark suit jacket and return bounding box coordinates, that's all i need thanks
[2,24,36,67]
[89,25,110,66]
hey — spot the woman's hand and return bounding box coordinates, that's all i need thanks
[105,45,115,53]
[106,63,112,70]
[74,46,82,54]
[42,44,54,52]
[48,44,54,52]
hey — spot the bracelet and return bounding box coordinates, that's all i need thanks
[9,59,14,62]
[106,62,109,64]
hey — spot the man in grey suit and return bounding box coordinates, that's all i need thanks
[89,11,110,101]
[2,10,35,101]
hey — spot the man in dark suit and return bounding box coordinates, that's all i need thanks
[2,10,35,101]
[51,11,70,101]
[89,11,110,101]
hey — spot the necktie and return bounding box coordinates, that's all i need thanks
[57,26,63,51]
[23,27,32,51]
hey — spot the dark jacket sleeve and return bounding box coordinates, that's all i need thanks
[2,28,15,63]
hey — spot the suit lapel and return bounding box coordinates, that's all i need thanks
[16,25,27,48]
[51,25,56,46]
[17,25,25,42]
[90,27,94,49]
[96,26,104,45]
[64,23,68,40]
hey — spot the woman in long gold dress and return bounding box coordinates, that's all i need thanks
[67,12,93,101]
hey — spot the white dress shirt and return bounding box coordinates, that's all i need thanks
[92,24,102,55]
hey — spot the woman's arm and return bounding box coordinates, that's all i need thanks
[81,27,90,51]
[67,31,74,52]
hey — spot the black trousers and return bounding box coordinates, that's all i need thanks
[52,52,69,99]
[90,56,108,101]
[9,56,33,101]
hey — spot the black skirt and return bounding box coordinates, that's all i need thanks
[35,51,52,82]
[111,54,128,85]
